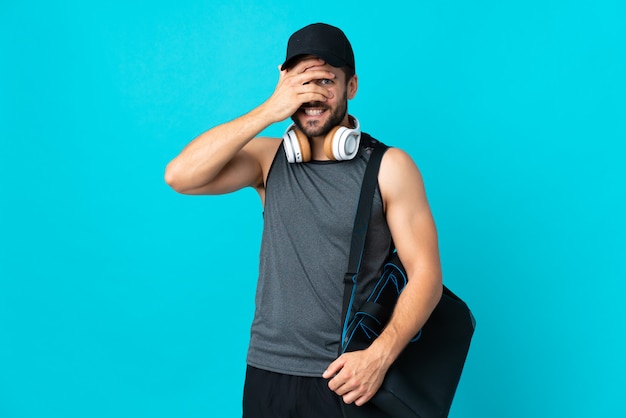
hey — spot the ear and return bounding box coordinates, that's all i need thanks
[347,75,358,100]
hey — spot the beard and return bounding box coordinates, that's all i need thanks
[291,92,348,139]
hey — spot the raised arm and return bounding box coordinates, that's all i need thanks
[164,58,337,196]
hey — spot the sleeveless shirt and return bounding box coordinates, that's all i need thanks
[246,133,394,376]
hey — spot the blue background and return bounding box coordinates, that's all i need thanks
[1,1,625,417]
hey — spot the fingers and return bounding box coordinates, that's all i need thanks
[266,58,335,121]
[278,72,334,108]
[278,57,324,79]
[325,356,356,397]
[289,57,325,73]
[327,364,354,395]
[294,82,334,102]
[279,58,335,87]
[328,370,375,406]
[324,352,383,406]
[322,356,344,379]
[295,73,335,105]
[287,69,335,89]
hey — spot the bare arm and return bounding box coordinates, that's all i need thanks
[324,148,442,406]
[369,148,442,364]
[164,108,279,195]
[164,58,337,196]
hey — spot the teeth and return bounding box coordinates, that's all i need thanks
[304,109,324,116]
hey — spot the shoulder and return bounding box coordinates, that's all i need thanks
[378,147,427,205]
[379,147,424,186]
[380,146,417,167]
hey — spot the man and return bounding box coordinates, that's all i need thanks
[165,23,442,418]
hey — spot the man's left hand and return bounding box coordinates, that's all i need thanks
[322,348,390,406]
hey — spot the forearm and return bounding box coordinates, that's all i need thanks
[164,103,276,192]
[368,268,443,369]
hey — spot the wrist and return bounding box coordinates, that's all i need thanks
[368,336,397,371]
[241,103,278,134]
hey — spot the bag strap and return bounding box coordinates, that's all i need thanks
[340,138,389,352]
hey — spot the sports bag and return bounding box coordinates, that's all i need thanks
[340,137,475,418]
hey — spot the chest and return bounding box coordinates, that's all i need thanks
[265,158,365,239]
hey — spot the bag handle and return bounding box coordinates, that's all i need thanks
[340,137,389,352]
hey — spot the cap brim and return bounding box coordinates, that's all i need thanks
[281,50,348,71]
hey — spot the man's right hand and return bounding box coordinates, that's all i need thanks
[262,57,336,123]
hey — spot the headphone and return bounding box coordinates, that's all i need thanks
[283,116,361,163]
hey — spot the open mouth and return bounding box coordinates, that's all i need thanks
[303,108,325,116]
[300,103,328,117]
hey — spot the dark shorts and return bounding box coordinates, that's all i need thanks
[242,365,343,418]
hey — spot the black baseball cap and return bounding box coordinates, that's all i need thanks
[281,23,355,71]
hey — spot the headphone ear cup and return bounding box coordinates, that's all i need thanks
[294,129,311,162]
[335,127,361,160]
[323,126,343,160]
[326,126,361,161]
[283,126,311,163]
[283,130,296,163]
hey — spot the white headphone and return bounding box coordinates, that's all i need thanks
[283,116,361,163]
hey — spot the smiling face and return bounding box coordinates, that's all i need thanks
[290,59,358,139]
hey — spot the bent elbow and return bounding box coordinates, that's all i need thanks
[164,162,188,193]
